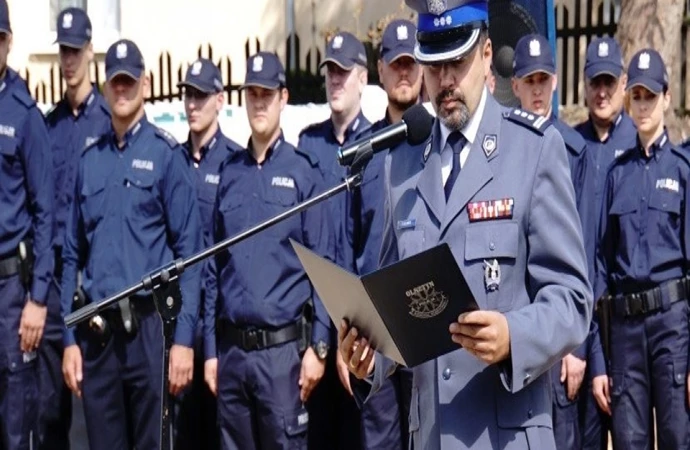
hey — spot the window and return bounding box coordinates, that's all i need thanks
[48,0,120,51]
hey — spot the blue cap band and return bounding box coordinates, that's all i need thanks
[418,1,488,33]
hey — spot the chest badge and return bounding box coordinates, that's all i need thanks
[484,259,501,292]
[482,135,497,158]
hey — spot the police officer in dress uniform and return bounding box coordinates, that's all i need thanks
[511,33,595,450]
[298,32,370,449]
[575,37,637,450]
[339,1,592,449]
[43,8,111,449]
[0,2,54,449]
[60,39,202,450]
[593,49,690,450]
[344,19,423,450]
[203,52,334,450]
[174,57,241,450]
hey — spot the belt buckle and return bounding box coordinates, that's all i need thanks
[627,293,642,316]
[243,329,266,351]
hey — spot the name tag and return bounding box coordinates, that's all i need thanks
[205,174,220,185]
[397,218,416,230]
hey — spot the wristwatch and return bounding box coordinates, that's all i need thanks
[312,340,329,360]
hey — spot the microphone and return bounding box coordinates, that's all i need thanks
[337,104,434,167]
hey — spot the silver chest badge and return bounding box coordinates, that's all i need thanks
[484,259,501,292]
[482,135,497,158]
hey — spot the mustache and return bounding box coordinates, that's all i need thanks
[435,89,466,106]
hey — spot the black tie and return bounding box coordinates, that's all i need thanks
[444,131,466,201]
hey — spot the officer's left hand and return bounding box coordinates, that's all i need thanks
[19,300,47,352]
[299,347,325,402]
[561,354,587,400]
[169,344,194,396]
[450,311,510,365]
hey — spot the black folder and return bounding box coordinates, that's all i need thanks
[290,240,479,367]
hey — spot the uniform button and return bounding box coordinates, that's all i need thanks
[489,242,495,251]
[676,373,683,382]
[527,409,533,419]
[442,368,451,380]
[10,362,16,370]
[524,373,531,385]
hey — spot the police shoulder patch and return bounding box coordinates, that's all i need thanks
[12,88,36,109]
[503,108,551,135]
[154,127,179,149]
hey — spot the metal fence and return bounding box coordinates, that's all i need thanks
[21,0,690,111]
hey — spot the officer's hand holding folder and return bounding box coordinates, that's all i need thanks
[290,240,479,367]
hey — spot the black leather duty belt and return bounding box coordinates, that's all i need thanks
[0,254,20,278]
[611,276,688,318]
[218,319,302,352]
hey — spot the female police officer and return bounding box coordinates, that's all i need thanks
[593,49,690,449]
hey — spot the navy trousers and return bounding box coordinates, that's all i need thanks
[174,327,219,450]
[609,299,690,449]
[0,274,38,450]
[79,305,163,450]
[361,367,411,450]
[37,280,72,450]
[550,362,581,450]
[217,339,308,450]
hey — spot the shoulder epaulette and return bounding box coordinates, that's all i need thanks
[553,119,586,156]
[82,133,107,155]
[503,108,551,135]
[224,137,243,153]
[606,146,636,175]
[154,127,179,149]
[12,88,36,109]
[298,120,327,138]
[671,145,690,167]
[294,145,319,168]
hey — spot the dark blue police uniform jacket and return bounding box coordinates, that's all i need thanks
[0,68,54,304]
[45,87,111,254]
[203,134,334,359]
[345,116,388,275]
[60,116,202,347]
[298,111,370,266]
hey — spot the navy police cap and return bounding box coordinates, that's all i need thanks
[320,32,368,70]
[584,37,624,79]
[512,34,555,78]
[626,49,668,95]
[380,20,417,64]
[0,0,10,35]
[241,52,286,90]
[178,58,224,94]
[405,0,489,64]
[55,7,92,48]
[105,39,145,81]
